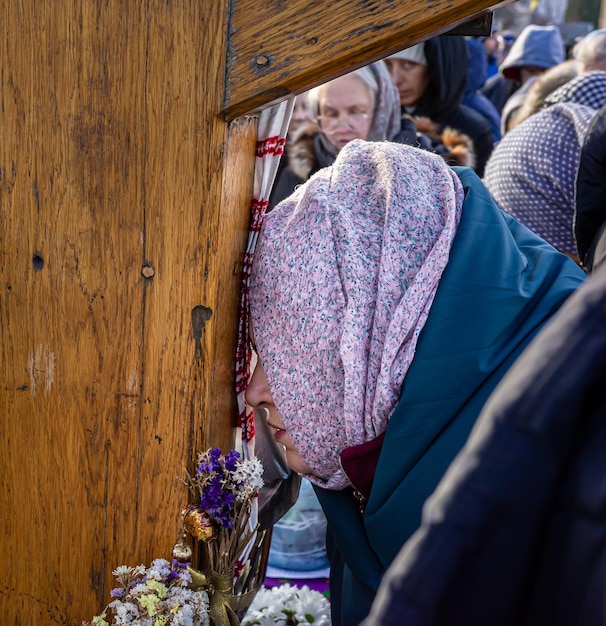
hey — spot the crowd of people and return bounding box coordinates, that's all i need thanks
[248,24,606,626]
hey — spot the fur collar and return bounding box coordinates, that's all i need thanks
[287,122,321,181]
[286,119,475,181]
[413,117,475,169]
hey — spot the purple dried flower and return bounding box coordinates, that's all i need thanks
[110,587,125,598]
[165,568,180,584]
[208,448,223,471]
[196,460,210,474]
[200,476,235,528]
[197,447,225,475]
[224,449,240,471]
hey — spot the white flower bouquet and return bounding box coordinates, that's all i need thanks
[82,559,210,626]
[242,584,331,626]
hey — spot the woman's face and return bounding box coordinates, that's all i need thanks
[245,358,317,477]
[384,58,429,107]
[289,93,314,137]
[316,74,374,151]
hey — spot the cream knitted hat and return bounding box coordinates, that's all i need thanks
[387,43,427,66]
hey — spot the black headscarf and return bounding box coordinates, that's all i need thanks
[412,35,470,123]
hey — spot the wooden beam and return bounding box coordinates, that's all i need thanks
[224,0,514,119]
[0,1,256,622]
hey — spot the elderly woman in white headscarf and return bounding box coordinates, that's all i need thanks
[246,139,585,625]
[268,61,400,208]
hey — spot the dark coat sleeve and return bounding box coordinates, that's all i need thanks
[362,263,606,626]
[446,105,494,177]
[574,101,606,271]
[480,74,519,114]
[268,164,305,210]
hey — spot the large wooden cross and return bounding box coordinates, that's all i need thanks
[1,1,509,621]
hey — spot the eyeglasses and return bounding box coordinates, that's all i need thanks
[316,111,370,133]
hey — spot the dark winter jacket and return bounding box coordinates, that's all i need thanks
[362,257,606,626]
[410,35,494,177]
[575,101,606,272]
[481,24,565,120]
[312,167,586,626]
[269,130,330,209]
[480,74,519,115]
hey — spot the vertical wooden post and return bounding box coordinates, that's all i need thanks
[0,2,254,622]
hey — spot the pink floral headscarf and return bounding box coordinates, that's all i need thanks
[250,140,463,489]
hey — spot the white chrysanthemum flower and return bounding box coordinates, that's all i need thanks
[245,586,279,612]
[270,583,296,603]
[294,585,331,625]
[242,584,330,626]
[243,606,286,625]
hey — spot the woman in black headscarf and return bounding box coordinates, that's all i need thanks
[385,35,494,176]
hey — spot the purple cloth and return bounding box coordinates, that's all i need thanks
[264,576,330,596]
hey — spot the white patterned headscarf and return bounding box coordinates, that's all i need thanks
[485,73,606,256]
[544,70,606,108]
[250,140,463,489]
[485,103,597,255]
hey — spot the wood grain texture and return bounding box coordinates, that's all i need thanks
[224,0,515,118]
[0,1,254,623]
[1,2,148,621]
[202,115,257,454]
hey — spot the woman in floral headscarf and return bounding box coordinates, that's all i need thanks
[247,140,585,625]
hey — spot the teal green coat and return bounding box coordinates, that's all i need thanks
[313,168,586,625]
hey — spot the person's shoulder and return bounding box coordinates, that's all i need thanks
[448,104,492,139]
[481,73,506,92]
[575,103,606,270]
[481,74,517,99]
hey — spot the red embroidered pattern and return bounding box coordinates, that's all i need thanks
[235,144,283,440]
[256,135,286,158]
[234,103,293,445]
